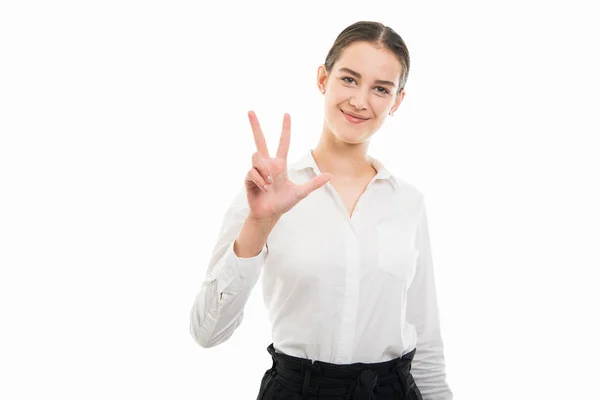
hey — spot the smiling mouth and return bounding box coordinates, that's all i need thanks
[341,109,369,123]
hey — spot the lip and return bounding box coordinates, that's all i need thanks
[341,109,369,124]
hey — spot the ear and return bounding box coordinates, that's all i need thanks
[391,89,406,114]
[317,65,328,92]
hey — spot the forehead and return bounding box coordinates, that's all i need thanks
[334,41,402,82]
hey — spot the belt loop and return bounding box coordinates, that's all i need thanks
[300,362,320,399]
[353,369,378,399]
[270,356,277,375]
[394,359,412,399]
[267,344,278,375]
[404,372,417,398]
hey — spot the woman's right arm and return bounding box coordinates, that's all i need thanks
[189,187,278,348]
[190,111,330,348]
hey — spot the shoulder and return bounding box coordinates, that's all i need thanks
[392,175,424,200]
[385,173,426,215]
[368,153,424,200]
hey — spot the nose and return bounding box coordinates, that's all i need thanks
[349,88,368,110]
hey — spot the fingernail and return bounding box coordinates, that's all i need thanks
[264,184,269,191]
[268,175,273,183]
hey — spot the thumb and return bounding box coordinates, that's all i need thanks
[298,173,332,199]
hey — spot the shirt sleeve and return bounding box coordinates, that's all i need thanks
[189,185,268,348]
[406,195,453,400]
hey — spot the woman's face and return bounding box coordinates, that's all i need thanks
[318,41,405,144]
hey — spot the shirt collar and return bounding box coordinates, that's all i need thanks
[289,149,399,191]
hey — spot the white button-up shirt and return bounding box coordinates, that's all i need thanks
[190,150,453,400]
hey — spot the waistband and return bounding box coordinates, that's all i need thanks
[266,343,417,400]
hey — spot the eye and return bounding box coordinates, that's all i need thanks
[341,77,390,95]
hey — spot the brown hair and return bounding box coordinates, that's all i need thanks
[324,21,410,93]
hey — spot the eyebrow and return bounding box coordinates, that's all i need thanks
[338,67,396,88]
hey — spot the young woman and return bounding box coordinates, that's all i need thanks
[190,21,453,400]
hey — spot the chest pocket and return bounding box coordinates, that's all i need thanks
[375,219,420,283]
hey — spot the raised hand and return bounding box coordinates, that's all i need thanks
[244,111,332,221]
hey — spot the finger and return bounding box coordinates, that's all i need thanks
[296,173,332,199]
[248,110,270,157]
[252,152,273,184]
[247,168,269,192]
[276,113,291,160]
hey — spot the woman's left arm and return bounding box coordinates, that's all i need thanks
[406,195,454,400]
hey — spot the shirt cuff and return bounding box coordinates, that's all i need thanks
[209,240,267,294]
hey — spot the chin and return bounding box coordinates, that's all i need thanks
[330,125,370,144]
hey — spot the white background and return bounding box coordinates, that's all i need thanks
[1,1,599,399]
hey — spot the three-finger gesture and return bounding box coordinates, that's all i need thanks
[244,111,332,220]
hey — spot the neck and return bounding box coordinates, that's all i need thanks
[312,127,376,181]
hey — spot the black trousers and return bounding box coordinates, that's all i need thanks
[256,343,423,400]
